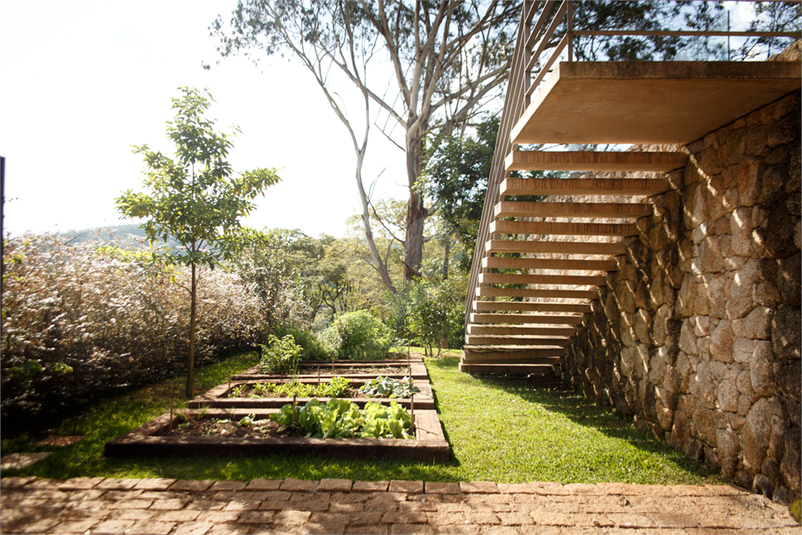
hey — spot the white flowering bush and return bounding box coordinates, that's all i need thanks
[1,234,268,424]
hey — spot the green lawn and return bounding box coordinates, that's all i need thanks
[2,352,722,485]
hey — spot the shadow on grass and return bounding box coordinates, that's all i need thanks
[428,356,719,483]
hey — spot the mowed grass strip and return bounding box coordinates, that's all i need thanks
[3,353,721,485]
[426,357,716,484]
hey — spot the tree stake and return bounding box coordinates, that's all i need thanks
[170,393,175,433]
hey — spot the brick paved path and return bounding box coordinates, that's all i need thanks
[1,477,798,534]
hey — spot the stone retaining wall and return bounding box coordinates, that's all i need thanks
[561,90,801,502]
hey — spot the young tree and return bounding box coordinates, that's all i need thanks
[116,86,281,398]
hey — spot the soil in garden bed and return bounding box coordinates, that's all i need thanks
[165,416,286,439]
[227,382,420,400]
[229,385,366,399]
[297,365,411,375]
[160,409,415,441]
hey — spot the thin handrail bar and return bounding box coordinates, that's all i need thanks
[573,29,801,38]
[526,0,559,51]
[566,0,573,62]
[464,1,534,326]
[524,0,538,26]
[526,35,569,99]
[525,1,569,73]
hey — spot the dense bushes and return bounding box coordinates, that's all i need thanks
[387,278,465,356]
[320,310,395,360]
[1,234,269,426]
[273,323,330,361]
[1,231,466,430]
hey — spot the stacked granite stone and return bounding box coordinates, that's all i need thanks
[562,91,801,503]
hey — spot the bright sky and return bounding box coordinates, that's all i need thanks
[0,1,407,238]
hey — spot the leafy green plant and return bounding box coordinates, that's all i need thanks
[407,278,464,356]
[272,381,314,398]
[237,414,271,429]
[269,398,412,439]
[228,377,351,399]
[274,324,330,361]
[359,376,420,398]
[250,382,270,397]
[316,376,351,398]
[259,334,303,374]
[361,402,412,439]
[319,310,395,361]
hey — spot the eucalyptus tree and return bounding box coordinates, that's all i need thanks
[117,86,281,397]
[212,0,518,282]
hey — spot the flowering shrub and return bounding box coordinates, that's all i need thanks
[1,234,268,425]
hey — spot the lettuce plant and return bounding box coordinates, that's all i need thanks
[269,398,412,439]
[359,376,419,398]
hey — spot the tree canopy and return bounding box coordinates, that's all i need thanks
[212,0,519,282]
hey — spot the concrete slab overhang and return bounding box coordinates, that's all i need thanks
[511,61,801,146]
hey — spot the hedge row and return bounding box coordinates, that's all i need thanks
[1,234,271,426]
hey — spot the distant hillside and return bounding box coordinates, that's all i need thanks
[61,224,180,250]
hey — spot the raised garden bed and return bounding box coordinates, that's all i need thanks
[104,407,449,462]
[232,355,429,381]
[105,354,450,462]
[187,377,435,410]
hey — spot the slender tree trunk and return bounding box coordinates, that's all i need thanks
[356,150,396,291]
[442,236,450,280]
[187,261,197,398]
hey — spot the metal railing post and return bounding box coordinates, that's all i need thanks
[566,0,573,62]
[524,0,533,108]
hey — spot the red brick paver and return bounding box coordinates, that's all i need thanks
[0,477,797,534]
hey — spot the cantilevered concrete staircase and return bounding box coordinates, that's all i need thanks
[460,0,800,374]
[462,150,687,373]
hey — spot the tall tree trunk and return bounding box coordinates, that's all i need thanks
[187,262,196,398]
[404,126,426,281]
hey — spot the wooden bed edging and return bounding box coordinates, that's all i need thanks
[104,408,449,463]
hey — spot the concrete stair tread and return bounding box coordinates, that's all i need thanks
[504,150,687,172]
[501,177,670,197]
[494,201,652,219]
[473,301,591,313]
[477,287,598,299]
